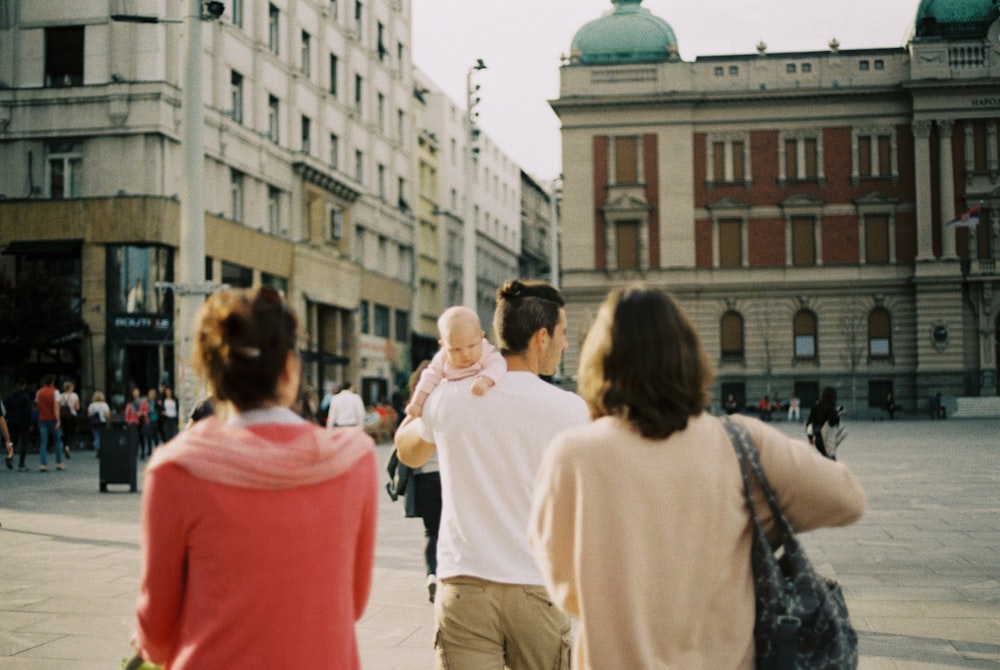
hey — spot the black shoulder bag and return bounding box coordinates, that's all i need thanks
[721,416,858,670]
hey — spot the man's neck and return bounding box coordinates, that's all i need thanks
[503,353,538,375]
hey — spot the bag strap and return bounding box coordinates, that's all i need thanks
[720,416,798,550]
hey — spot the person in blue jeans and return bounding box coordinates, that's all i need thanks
[35,376,65,471]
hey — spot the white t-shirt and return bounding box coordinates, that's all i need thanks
[326,390,366,428]
[419,371,590,585]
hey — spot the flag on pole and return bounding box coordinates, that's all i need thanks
[945,206,980,229]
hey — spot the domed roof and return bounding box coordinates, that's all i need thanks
[570,0,680,65]
[914,0,999,38]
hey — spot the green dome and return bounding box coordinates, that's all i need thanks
[915,0,999,38]
[570,0,680,65]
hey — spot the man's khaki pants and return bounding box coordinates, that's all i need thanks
[434,576,571,670]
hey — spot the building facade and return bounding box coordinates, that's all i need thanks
[0,0,415,412]
[556,0,1000,416]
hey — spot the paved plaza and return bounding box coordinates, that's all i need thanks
[0,417,997,669]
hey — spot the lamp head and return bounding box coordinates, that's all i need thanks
[474,58,487,70]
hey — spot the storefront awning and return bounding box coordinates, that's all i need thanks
[3,239,83,255]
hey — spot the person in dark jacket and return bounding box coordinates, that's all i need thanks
[5,379,32,470]
[807,386,841,459]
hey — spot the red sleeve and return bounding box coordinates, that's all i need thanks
[134,464,192,664]
[352,450,379,620]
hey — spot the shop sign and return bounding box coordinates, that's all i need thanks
[111,313,173,342]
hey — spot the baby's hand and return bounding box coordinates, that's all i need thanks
[405,402,422,418]
[470,376,494,396]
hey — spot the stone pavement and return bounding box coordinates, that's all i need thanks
[1,418,998,669]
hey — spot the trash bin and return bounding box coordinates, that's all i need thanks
[99,424,137,492]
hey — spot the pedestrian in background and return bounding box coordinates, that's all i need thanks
[529,284,865,669]
[0,397,13,469]
[35,376,65,472]
[143,388,161,455]
[807,386,842,459]
[87,391,110,457]
[59,380,80,457]
[125,387,149,459]
[159,385,179,443]
[133,286,377,669]
[326,381,366,430]
[5,380,31,470]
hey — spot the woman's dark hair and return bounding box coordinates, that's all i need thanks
[493,279,564,355]
[193,287,298,411]
[820,386,837,405]
[578,284,714,440]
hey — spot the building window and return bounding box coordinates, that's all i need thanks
[720,310,744,361]
[301,31,311,76]
[377,21,387,60]
[874,59,884,70]
[329,205,344,240]
[859,60,870,71]
[261,272,287,296]
[714,66,724,76]
[868,307,892,358]
[865,214,890,264]
[230,169,244,222]
[354,74,363,114]
[856,132,894,179]
[329,133,340,169]
[377,92,385,133]
[793,310,817,359]
[268,186,281,234]
[329,0,338,18]
[729,65,739,75]
[615,220,640,270]
[377,163,386,200]
[45,26,84,87]
[301,115,311,154]
[48,141,82,199]
[108,245,172,314]
[355,149,364,183]
[231,0,243,28]
[374,304,390,338]
[397,109,406,144]
[222,261,253,288]
[801,62,812,73]
[614,136,639,184]
[230,70,244,124]
[782,135,821,181]
[718,218,742,268]
[398,176,408,210]
[354,0,363,36]
[709,137,747,184]
[394,310,409,343]
[359,300,370,334]
[268,4,280,54]
[397,41,405,70]
[268,95,280,144]
[329,53,339,96]
[791,216,815,266]
[786,63,796,73]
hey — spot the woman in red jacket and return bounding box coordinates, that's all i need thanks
[133,287,378,669]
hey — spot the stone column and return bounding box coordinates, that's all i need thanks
[914,121,936,260]
[938,120,957,259]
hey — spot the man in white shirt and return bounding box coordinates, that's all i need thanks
[395,279,590,670]
[325,381,366,429]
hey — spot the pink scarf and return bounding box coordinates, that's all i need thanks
[147,416,373,489]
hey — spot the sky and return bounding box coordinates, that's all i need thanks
[412,0,923,183]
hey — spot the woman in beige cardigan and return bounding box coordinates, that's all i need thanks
[528,285,865,669]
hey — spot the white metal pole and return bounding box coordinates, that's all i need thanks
[462,66,477,312]
[177,0,206,418]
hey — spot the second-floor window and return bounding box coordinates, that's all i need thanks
[268,4,280,54]
[48,141,83,199]
[720,311,744,361]
[230,70,244,124]
[781,134,822,182]
[329,133,340,169]
[230,169,244,222]
[301,31,311,76]
[268,95,280,144]
[45,26,84,87]
[329,54,339,96]
[793,310,817,359]
[301,115,311,154]
[710,138,747,184]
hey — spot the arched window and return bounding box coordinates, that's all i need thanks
[793,309,817,359]
[868,307,891,358]
[720,311,744,360]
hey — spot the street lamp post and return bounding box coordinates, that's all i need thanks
[176,0,208,417]
[463,59,486,312]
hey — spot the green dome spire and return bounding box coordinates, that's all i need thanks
[570,0,680,65]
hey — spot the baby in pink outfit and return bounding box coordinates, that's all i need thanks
[405,306,506,418]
